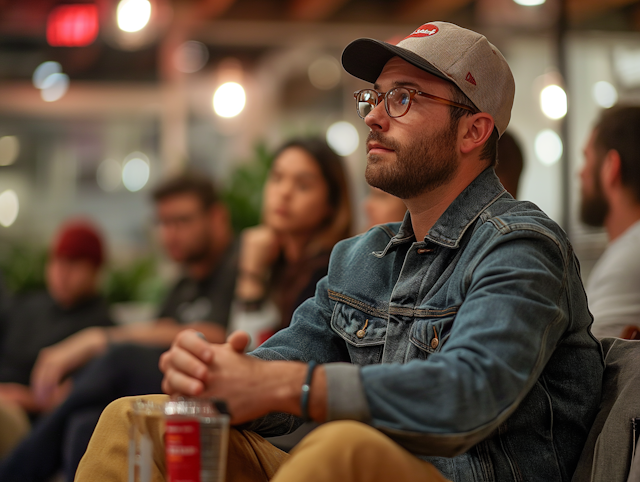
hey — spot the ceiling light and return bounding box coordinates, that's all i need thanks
[213,82,246,118]
[0,136,20,166]
[534,130,563,166]
[326,121,359,156]
[0,190,19,227]
[122,154,150,192]
[40,73,70,102]
[540,85,567,120]
[117,0,152,33]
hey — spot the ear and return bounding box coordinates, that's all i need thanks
[600,149,622,194]
[459,113,495,156]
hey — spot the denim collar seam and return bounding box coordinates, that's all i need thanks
[426,188,507,249]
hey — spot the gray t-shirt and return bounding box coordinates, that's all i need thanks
[157,241,238,328]
[586,220,640,339]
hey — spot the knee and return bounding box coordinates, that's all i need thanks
[295,421,387,456]
[101,395,168,423]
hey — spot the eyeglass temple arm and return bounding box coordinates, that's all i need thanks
[416,92,477,113]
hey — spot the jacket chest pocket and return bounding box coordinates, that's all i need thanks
[406,313,456,361]
[330,302,387,366]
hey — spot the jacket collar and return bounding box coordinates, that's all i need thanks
[381,168,506,254]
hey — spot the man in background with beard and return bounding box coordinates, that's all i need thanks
[77,22,601,482]
[0,173,237,482]
[580,105,640,339]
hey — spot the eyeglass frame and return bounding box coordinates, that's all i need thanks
[353,87,478,120]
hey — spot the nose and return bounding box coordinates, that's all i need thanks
[364,99,390,132]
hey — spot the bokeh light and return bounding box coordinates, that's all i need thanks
[326,121,359,156]
[513,0,545,5]
[174,41,209,74]
[540,85,567,120]
[40,73,70,102]
[213,82,246,118]
[47,4,99,47]
[308,56,341,90]
[534,129,563,166]
[592,81,618,108]
[33,62,62,89]
[97,159,122,192]
[0,136,20,166]
[0,190,19,227]
[122,153,150,192]
[117,0,152,33]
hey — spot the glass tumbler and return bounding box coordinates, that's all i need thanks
[129,398,165,482]
[164,397,230,482]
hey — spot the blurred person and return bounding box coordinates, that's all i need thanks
[495,130,524,198]
[77,22,602,482]
[580,105,640,338]
[364,186,407,228]
[233,138,352,348]
[0,221,113,457]
[0,173,237,481]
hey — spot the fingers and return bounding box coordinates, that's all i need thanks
[160,330,214,396]
[162,369,204,397]
[175,329,213,364]
[227,331,250,353]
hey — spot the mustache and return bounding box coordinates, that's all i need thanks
[366,131,401,153]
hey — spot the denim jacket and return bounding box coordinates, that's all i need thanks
[250,167,604,482]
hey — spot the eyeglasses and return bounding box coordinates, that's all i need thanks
[353,87,478,119]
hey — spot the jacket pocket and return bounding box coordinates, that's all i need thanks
[407,313,456,361]
[330,301,387,366]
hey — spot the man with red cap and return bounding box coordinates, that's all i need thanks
[0,220,112,457]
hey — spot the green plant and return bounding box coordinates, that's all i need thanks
[102,257,166,305]
[222,142,274,233]
[0,243,47,294]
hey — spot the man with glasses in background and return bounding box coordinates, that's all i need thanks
[77,22,602,482]
[0,174,237,482]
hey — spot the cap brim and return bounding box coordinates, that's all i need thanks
[341,38,448,85]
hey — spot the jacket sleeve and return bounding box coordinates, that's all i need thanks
[241,274,355,436]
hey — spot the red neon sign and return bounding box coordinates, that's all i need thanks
[47,4,99,47]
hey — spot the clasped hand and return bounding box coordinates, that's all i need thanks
[159,330,306,425]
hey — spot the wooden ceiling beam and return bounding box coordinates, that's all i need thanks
[287,0,350,21]
[394,0,474,22]
[568,0,640,22]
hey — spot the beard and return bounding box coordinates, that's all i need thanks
[580,179,609,227]
[364,120,459,199]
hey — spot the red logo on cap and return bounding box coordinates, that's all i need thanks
[405,24,439,39]
[465,72,477,86]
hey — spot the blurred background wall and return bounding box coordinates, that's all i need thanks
[1,0,639,301]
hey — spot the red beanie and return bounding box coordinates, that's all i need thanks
[52,220,104,267]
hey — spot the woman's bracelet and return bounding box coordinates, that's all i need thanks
[300,361,318,422]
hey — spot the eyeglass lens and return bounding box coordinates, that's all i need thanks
[356,88,412,119]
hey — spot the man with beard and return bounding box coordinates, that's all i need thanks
[77,22,602,482]
[0,173,237,482]
[580,105,640,339]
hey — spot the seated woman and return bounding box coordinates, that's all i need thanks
[0,138,352,482]
[232,138,352,349]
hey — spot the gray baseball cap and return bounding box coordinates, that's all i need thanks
[341,22,515,137]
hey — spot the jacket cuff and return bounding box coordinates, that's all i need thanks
[324,363,371,422]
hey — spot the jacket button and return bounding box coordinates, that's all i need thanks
[356,329,366,338]
[431,338,439,349]
[417,248,433,254]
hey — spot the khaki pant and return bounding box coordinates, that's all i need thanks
[75,395,449,482]
[0,399,30,459]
